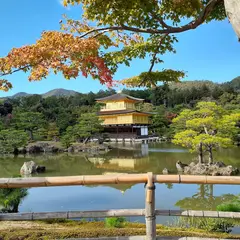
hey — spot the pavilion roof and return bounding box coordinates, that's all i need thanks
[96,93,144,102]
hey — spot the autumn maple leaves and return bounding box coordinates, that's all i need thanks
[0,31,113,91]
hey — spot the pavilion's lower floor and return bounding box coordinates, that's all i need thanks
[103,125,149,139]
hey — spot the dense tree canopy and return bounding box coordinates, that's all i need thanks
[0,129,28,154]
[61,113,103,145]
[0,101,12,116]
[172,102,240,163]
[0,77,239,153]
[0,0,239,90]
[14,112,46,140]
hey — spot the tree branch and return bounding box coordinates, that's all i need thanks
[79,26,124,39]
[0,65,31,77]
[149,34,169,73]
[138,34,169,87]
[77,0,222,38]
[158,17,172,30]
[203,126,209,135]
[92,30,113,38]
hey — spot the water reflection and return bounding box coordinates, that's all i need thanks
[0,142,239,178]
[0,142,239,224]
[175,184,236,210]
[87,144,150,172]
[148,148,187,153]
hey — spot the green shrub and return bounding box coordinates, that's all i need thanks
[105,217,126,228]
[217,203,240,212]
[173,217,234,233]
[216,196,240,212]
[0,175,28,213]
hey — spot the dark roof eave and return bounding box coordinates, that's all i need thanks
[96,93,144,102]
[97,109,152,116]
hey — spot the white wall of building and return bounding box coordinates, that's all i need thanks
[140,126,148,136]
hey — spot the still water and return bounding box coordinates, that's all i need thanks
[0,143,239,224]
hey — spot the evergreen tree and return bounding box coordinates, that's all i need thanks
[47,122,60,141]
[0,129,28,153]
[172,102,240,164]
[14,112,45,140]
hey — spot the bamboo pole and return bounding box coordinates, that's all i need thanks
[155,175,240,185]
[155,210,240,219]
[145,172,156,240]
[0,174,147,188]
[0,209,146,221]
[0,209,239,221]
[0,174,240,188]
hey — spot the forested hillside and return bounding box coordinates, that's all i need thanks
[0,78,239,153]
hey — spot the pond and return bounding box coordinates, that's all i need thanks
[0,143,239,225]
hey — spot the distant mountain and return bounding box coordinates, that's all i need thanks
[42,89,78,98]
[11,92,31,98]
[3,88,78,99]
[2,77,240,99]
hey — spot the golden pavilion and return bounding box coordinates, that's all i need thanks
[96,93,152,140]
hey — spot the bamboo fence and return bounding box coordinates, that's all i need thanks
[0,174,240,188]
[0,209,239,221]
[0,173,240,240]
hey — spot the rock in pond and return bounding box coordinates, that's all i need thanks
[21,142,111,154]
[177,161,239,176]
[20,161,37,175]
[27,145,44,154]
[162,168,169,174]
[20,161,46,176]
[18,147,27,154]
[176,161,188,172]
[36,165,46,173]
[24,142,64,154]
[68,146,74,152]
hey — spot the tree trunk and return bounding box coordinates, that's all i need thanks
[83,136,90,144]
[210,184,213,201]
[163,98,167,108]
[28,130,33,140]
[224,0,240,40]
[200,184,205,199]
[198,142,203,164]
[13,148,19,155]
[12,202,19,213]
[208,146,213,164]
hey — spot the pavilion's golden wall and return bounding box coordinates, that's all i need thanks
[101,101,137,111]
[99,113,149,125]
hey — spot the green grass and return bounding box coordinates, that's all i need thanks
[172,217,235,233]
[1,219,240,240]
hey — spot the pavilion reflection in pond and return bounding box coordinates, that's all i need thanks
[87,144,150,171]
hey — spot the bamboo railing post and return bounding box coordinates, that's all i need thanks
[145,172,156,240]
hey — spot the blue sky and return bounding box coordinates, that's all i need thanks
[0,0,239,97]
